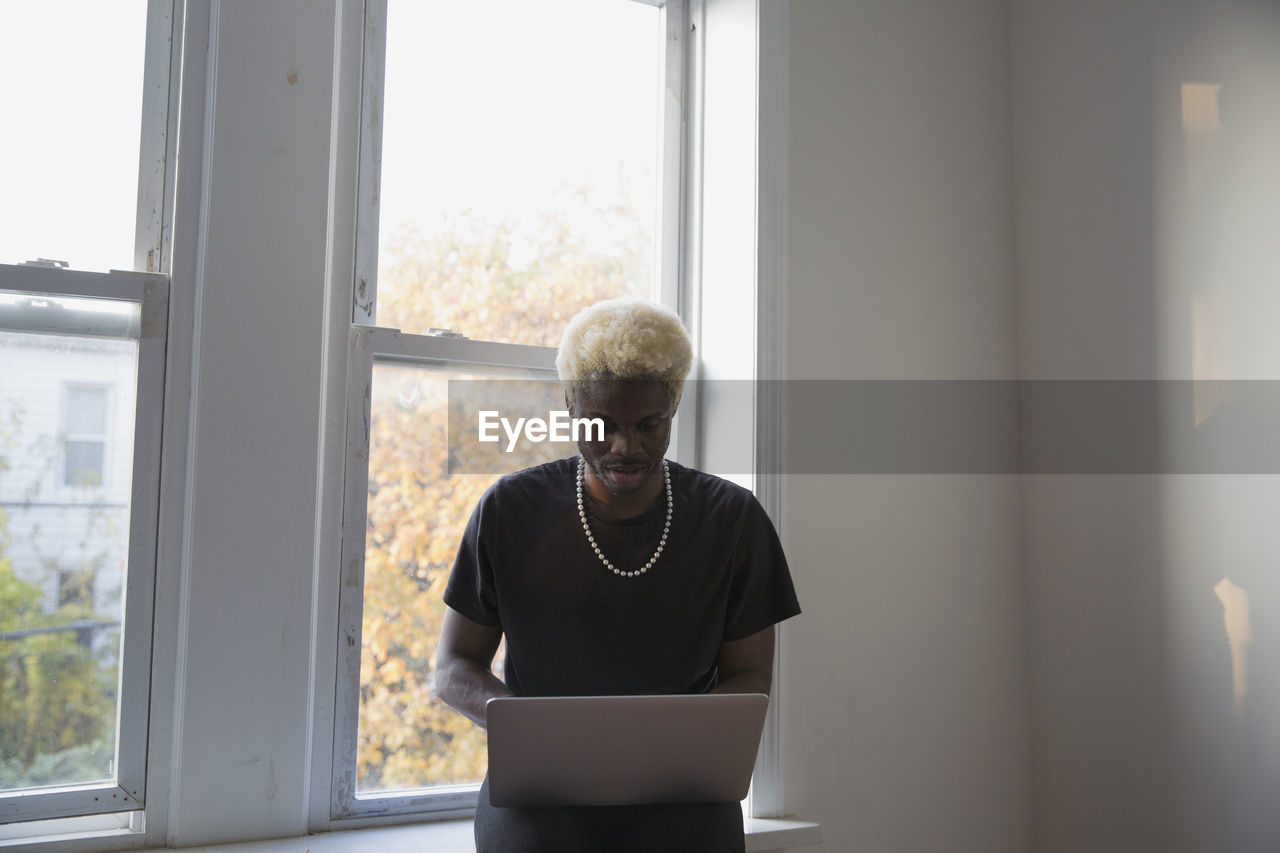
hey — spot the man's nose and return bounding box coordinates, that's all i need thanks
[610,428,639,457]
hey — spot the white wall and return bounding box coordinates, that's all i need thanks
[781,2,1029,851]
[1013,1,1280,850]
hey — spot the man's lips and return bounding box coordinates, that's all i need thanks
[604,463,649,483]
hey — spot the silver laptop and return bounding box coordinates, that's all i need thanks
[485,692,769,808]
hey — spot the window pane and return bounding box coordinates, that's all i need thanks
[65,386,109,435]
[376,0,664,346]
[64,440,105,487]
[0,1,149,272]
[0,294,140,792]
[358,364,501,793]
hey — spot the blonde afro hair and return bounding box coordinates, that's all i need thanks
[556,297,694,406]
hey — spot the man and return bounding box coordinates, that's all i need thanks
[436,296,800,852]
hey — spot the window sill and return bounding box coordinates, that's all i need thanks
[117,816,821,853]
[0,811,144,852]
[3,813,820,852]
[744,816,823,851]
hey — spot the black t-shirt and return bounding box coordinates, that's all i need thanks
[444,457,801,852]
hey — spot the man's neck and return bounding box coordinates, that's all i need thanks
[583,466,664,521]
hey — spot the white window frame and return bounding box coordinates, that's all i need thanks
[328,0,690,822]
[0,265,168,825]
[682,0,791,821]
[0,0,176,827]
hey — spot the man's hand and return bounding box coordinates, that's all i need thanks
[435,606,513,728]
[710,625,775,696]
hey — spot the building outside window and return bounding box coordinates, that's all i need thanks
[62,384,111,487]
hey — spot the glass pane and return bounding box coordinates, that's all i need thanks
[376,0,663,346]
[0,293,140,792]
[357,363,502,793]
[65,386,109,435]
[0,1,150,272]
[64,441,105,487]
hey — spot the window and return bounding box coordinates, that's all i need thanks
[331,0,689,820]
[0,274,167,824]
[63,385,111,487]
[0,0,173,827]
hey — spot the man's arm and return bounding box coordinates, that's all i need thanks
[435,605,513,729]
[710,624,775,695]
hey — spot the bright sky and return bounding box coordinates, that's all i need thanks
[379,0,662,269]
[0,1,662,277]
[0,1,148,273]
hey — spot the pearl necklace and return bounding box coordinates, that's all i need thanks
[576,457,672,578]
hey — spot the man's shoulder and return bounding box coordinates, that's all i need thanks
[483,456,577,505]
[668,461,758,513]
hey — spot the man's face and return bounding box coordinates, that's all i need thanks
[570,376,674,498]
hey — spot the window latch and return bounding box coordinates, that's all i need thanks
[427,327,468,339]
[22,258,70,269]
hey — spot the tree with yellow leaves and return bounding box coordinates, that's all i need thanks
[356,208,645,791]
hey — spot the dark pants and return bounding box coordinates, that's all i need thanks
[474,776,746,853]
